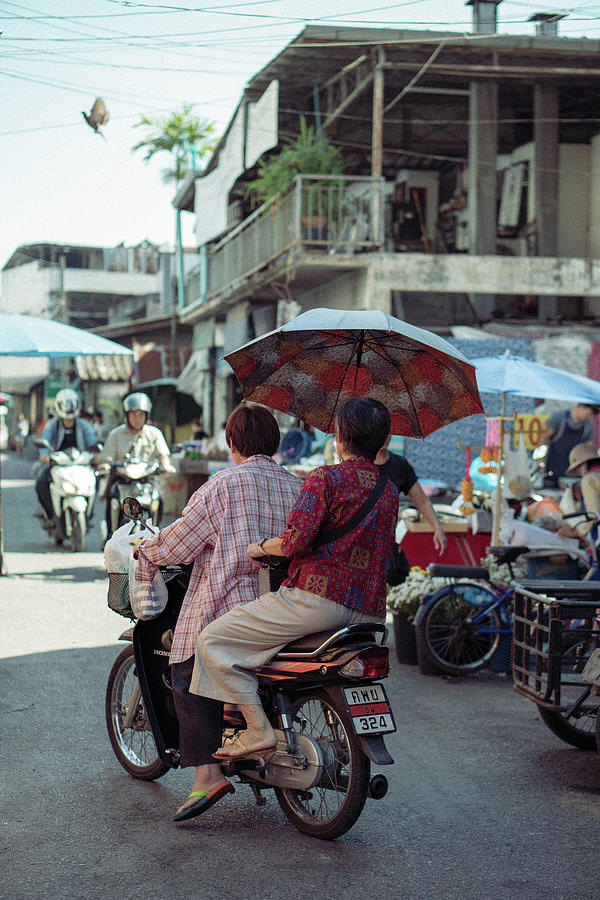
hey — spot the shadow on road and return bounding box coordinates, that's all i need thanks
[7,564,107,581]
[534,746,600,792]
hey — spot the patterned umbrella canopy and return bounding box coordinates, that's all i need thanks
[224,308,484,436]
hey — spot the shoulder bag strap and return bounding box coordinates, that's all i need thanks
[311,469,388,550]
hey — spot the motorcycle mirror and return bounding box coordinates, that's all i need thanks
[122,497,144,522]
[34,438,51,450]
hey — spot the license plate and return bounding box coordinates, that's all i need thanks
[343,683,396,735]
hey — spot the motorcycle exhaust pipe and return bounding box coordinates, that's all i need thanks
[367,774,388,800]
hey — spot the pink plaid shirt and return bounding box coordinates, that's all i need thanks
[136,455,301,664]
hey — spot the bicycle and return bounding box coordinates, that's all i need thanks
[414,545,600,749]
[413,545,524,678]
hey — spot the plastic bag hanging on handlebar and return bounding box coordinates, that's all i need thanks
[128,555,168,620]
[103,519,157,573]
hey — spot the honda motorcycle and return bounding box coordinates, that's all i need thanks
[102,453,163,541]
[105,498,396,840]
[35,440,97,552]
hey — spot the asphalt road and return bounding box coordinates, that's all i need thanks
[1,450,599,900]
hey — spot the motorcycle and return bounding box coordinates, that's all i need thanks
[34,440,97,552]
[102,453,163,541]
[105,497,396,840]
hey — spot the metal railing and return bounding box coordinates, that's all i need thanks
[183,175,385,311]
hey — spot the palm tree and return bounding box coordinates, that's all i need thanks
[132,105,217,184]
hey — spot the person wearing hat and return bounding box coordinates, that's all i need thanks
[539,403,599,488]
[557,441,600,541]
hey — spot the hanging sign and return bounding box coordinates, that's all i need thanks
[513,413,549,449]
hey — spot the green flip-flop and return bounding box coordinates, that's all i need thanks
[173,780,235,823]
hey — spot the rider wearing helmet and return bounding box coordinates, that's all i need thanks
[35,388,100,522]
[100,392,175,535]
[101,392,174,472]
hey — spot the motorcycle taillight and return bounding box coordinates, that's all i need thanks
[340,647,389,679]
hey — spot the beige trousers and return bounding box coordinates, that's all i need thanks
[190,584,384,705]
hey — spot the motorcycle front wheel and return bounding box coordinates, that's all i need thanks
[70,510,85,553]
[105,645,169,780]
[275,689,370,840]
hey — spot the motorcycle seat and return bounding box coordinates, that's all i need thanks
[276,626,378,657]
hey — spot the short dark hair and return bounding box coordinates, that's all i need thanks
[583,403,600,415]
[335,398,391,461]
[225,403,281,458]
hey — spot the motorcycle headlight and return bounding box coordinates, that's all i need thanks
[125,464,147,479]
[62,482,77,495]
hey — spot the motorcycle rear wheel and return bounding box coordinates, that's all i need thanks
[105,645,169,780]
[275,689,370,840]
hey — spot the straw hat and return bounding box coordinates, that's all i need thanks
[507,475,533,501]
[566,441,600,476]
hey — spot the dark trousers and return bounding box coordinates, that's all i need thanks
[35,465,53,518]
[171,657,223,767]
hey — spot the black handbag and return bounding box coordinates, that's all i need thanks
[387,544,410,586]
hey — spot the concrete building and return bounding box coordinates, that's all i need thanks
[0,241,196,431]
[173,5,600,438]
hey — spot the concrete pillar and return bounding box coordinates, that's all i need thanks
[534,83,559,320]
[468,80,498,319]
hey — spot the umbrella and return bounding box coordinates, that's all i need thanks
[0,313,132,357]
[472,354,600,543]
[224,307,484,436]
[472,355,600,405]
[0,313,133,575]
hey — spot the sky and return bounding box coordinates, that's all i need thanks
[1,0,598,281]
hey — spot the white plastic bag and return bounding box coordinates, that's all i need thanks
[103,520,157,574]
[128,555,168,621]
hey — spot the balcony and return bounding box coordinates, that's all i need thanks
[182,175,385,313]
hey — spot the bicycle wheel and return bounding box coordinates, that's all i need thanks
[537,639,600,751]
[417,583,503,676]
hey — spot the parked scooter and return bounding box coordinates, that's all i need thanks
[105,497,396,840]
[34,440,97,552]
[102,452,163,541]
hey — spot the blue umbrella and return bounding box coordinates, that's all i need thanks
[0,313,133,575]
[0,313,132,357]
[472,354,600,544]
[472,355,600,404]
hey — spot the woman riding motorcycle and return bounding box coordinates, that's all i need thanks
[134,404,301,821]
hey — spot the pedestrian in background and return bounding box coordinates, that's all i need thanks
[539,402,598,488]
[14,413,30,456]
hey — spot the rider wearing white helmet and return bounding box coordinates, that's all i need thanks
[101,392,174,473]
[35,388,100,521]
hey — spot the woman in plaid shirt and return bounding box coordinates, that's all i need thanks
[191,399,398,778]
[136,404,301,822]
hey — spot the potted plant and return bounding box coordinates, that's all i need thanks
[387,567,441,665]
[245,117,346,241]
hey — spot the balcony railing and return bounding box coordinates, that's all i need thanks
[183,175,385,311]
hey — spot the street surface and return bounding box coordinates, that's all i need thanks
[1,450,599,900]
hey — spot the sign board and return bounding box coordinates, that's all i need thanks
[498,162,525,229]
[513,413,549,449]
[44,376,63,404]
